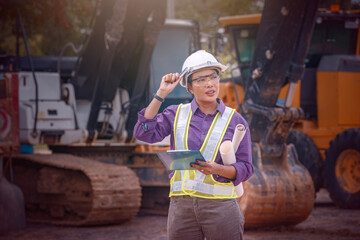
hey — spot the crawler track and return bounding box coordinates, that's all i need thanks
[11,154,142,226]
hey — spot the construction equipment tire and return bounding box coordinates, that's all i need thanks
[324,128,360,209]
[287,130,323,193]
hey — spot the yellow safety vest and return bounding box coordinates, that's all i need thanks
[169,103,237,199]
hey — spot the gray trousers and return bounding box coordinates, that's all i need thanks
[167,195,244,240]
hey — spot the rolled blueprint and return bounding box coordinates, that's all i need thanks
[220,140,244,197]
[232,124,246,152]
[219,125,247,197]
[220,140,236,165]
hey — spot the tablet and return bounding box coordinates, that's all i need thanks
[156,150,206,170]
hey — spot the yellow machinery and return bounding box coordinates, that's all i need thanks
[219,5,360,210]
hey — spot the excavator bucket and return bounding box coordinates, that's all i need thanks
[237,0,320,227]
[240,144,314,228]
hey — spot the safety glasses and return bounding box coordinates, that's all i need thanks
[190,72,219,87]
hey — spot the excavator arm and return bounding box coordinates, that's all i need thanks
[242,0,320,148]
[234,0,321,228]
[73,0,166,140]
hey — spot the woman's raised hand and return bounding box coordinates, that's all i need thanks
[157,73,181,98]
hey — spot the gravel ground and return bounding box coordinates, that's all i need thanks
[1,189,360,240]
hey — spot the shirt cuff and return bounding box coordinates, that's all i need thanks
[137,108,158,131]
[231,162,245,186]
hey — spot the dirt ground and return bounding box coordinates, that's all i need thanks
[1,189,360,240]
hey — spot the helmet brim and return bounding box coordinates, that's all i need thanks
[180,63,227,88]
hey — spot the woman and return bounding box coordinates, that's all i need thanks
[134,50,253,240]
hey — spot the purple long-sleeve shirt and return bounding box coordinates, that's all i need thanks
[134,98,253,186]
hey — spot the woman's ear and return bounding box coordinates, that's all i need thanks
[188,84,194,95]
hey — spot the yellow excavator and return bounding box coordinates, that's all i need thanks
[216,0,322,228]
[218,0,360,216]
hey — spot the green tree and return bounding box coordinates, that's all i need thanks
[0,0,264,57]
[0,0,96,56]
[175,0,264,33]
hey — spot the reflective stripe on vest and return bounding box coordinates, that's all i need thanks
[173,103,190,182]
[170,103,237,199]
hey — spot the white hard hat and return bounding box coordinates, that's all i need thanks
[180,50,227,88]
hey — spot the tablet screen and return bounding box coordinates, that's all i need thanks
[156,150,205,170]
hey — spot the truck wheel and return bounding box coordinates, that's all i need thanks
[324,128,360,209]
[287,130,323,193]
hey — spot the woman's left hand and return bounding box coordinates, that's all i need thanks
[191,160,224,176]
